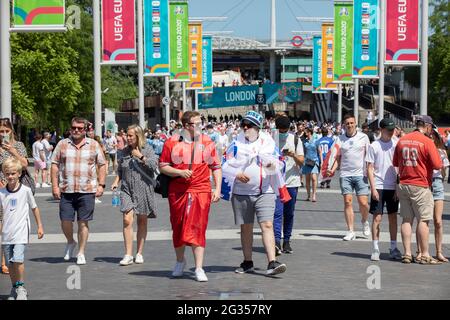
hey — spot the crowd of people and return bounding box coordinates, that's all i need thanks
[0,110,449,299]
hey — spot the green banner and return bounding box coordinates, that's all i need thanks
[334,2,354,83]
[13,0,65,29]
[169,1,189,81]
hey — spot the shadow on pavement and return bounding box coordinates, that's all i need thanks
[231,246,266,254]
[93,257,121,264]
[29,257,68,264]
[302,233,343,240]
[331,251,371,260]
[442,214,449,221]
[128,270,176,278]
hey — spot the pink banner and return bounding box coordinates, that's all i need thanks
[385,0,419,64]
[102,0,136,64]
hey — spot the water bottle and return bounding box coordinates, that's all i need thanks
[112,189,120,207]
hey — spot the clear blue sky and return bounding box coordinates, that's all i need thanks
[188,0,334,41]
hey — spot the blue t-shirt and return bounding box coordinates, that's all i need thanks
[147,138,164,155]
[304,138,319,162]
[316,136,334,162]
[208,132,220,145]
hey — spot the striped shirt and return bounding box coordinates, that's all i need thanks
[52,138,106,193]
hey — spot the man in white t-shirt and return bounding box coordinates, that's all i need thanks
[218,127,230,157]
[103,130,117,174]
[273,116,304,255]
[327,114,371,240]
[366,118,402,261]
[41,132,54,186]
[32,134,47,188]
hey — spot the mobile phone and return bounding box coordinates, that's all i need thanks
[1,134,9,144]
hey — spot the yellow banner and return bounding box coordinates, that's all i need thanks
[187,22,203,89]
[321,23,337,90]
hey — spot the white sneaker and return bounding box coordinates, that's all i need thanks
[362,221,371,238]
[63,242,77,261]
[194,268,208,282]
[172,259,186,277]
[41,183,51,188]
[15,286,27,300]
[95,198,102,204]
[343,231,356,241]
[76,254,86,265]
[135,253,144,264]
[35,183,41,188]
[119,255,134,266]
[371,249,380,261]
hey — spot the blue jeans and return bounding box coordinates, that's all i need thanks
[273,187,298,243]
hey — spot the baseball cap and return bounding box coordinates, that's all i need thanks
[242,111,263,128]
[415,115,434,125]
[379,118,396,130]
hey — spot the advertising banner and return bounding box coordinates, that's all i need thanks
[321,23,338,90]
[353,0,379,78]
[385,0,420,64]
[169,1,189,81]
[198,35,213,94]
[187,22,203,90]
[102,0,136,64]
[198,83,302,109]
[144,0,170,76]
[312,36,327,93]
[13,0,65,30]
[334,1,354,83]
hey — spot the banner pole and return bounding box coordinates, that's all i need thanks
[137,0,145,128]
[195,90,199,111]
[182,82,187,112]
[338,83,343,124]
[0,0,11,119]
[354,78,359,126]
[378,0,386,124]
[93,0,102,137]
[165,76,170,128]
[420,0,428,115]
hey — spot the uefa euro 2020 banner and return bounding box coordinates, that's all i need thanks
[385,0,420,65]
[169,1,189,81]
[102,0,137,64]
[312,36,326,94]
[321,23,337,90]
[199,35,213,94]
[13,0,65,30]
[144,0,170,76]
[333,1,354,83]
[187,22,203,90]
[353,0,379,78]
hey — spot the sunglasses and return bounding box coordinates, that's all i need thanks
[71,126,85,131]
[240,121,256,129]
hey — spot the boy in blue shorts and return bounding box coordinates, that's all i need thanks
[1,157,44,300]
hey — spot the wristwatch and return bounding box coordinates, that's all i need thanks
[98,184,106,188]
[139,155,145,161]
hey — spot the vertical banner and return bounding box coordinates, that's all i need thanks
[187,22,203,90]
[321,23,337,90]
[169,1,189,81]
[199,35,213,94]
[385,0,419,64]
[13,0,65,30]
[334,1,354,83]
[144,0,170,76]
[353,0,379,78]
[102,0,137,64]
[312,36,326,93]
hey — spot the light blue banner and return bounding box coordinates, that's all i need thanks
[198,83,302,109]
[312,36,326,94]
[144,0,170,76]
[198,35,213,94]
[353,0,379,78]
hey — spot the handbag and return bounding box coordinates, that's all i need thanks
[305,158,316,168]
[20,169,36,195]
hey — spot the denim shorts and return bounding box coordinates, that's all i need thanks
[2,244,26,265]
[432,178,445,201]
[60,193,95,222]
[340,176,369,196]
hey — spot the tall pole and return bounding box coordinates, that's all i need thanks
[354,78,359,126]
[93,0,102,137]
[165,76,170,128]
[194,90,199,111]
[338,83,343,124]
[420,0,429,115]
[182,82,187,112]
[269,0,277,82]
[378,0,386,124]
[1,0,12,119]
[137,0,145,128]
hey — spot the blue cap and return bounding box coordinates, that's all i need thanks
[242,111,263,128]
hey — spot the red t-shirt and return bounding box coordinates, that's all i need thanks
[159,133,221,193]
[393,131,442,187]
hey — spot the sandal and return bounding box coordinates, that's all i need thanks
[413,251,422,263]
[401,255,413,264]
[1,264,9,274]
[420,256,442,265]
[436,252,449,263]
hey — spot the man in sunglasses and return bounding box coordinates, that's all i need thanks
[51,117,106,265]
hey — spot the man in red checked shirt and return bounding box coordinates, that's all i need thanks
[393,115,442,265]
[159,111,222,282]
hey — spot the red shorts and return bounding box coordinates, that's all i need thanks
[169,192,212,248]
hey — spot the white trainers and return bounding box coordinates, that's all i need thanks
[95,198,102,204]
[343,231,356,241]
[76,254,86,265]
[35,183,41,188]
[371,249,380,261]
[41,183,51,188]
[172,259,186,277]
[15,286,28,300]
[135,253,144,264]
[63,242,77,261]
[362,221,371,238]
[194,268,208,282]
[119,255,134,266]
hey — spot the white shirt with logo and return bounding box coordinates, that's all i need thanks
[336,132,370,178]
[365,138,398,190]
[274,133,304,187]
[0,184,37,244]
